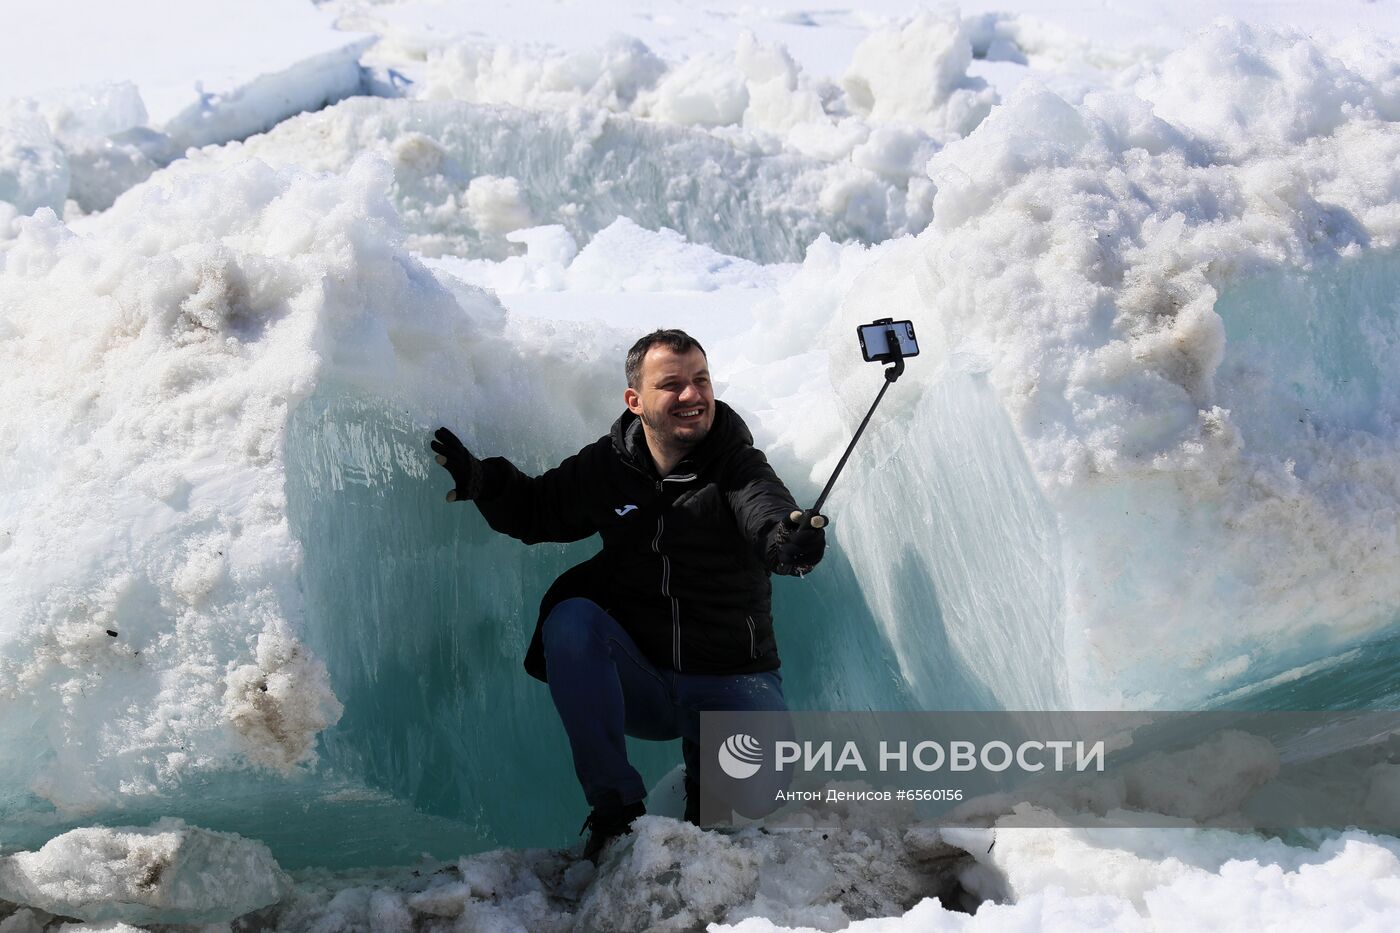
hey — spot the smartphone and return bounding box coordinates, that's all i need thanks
[857,319,920,362]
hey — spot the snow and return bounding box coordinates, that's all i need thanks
[798,33,1400,707]
[3,0,1400,929]
[324,0,1400,86]
[184,95,929,262]
[189,802,973,931]
[0,1,370,217]
[9,808,1399,931]
[0,102,68,216]
[0,1,369,134]
[0,818,288,925]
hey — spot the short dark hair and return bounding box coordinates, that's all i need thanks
[625,329,707,388]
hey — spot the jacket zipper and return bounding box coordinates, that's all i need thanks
[630,462,694,673]
[653,514,681,670]
[746,615,757,659]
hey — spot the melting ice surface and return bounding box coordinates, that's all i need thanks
[4,1,1400,929]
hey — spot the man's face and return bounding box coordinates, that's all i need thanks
[625,345,715,454]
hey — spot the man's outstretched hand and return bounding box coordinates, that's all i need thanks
[773,509,827,576]
[431,427,485,502]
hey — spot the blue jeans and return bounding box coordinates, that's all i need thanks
[541,597,788,809]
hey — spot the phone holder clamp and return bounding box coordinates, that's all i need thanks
[872,317,906,384]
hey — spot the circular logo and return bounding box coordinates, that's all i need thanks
[718,733,764,780]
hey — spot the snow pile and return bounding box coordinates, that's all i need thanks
[0,0,371,155]
[964,10,1159,74]
[464,174,534,237]
[416,15,991,202]
[0,102,70,219]
[841,13,996,142]
[0,3,373,223]
[1133,20,1390,160]
[0,818,288,925]
[418,12,995,150]
[198,96,930,262]
[720,822,1400,931]
[33,85,174,216]
[0,152,512,814]
[11,806,1398,931]
[0,86,171,222]
[733,20,1400,708]
[157,40,372,154]
[0,139,654,839]
[427,217,793,296]
[231,801,972,932]
[946,816,1400,932]
[419,34,666,113]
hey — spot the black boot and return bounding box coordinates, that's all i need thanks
[682,738,702,826]
[580,797,646,863]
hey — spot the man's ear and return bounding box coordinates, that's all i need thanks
[624,387,641,414]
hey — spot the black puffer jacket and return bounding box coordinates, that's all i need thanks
[473,401,804,681]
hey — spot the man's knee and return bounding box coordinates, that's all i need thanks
[542,598,608,659]
[746,671,787,713]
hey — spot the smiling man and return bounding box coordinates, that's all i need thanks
[432,328,826,861]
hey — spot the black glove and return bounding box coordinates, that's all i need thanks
[772,509,827,576]
[431,427,485,502]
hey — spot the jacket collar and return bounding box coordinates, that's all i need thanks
[611,399,752,479]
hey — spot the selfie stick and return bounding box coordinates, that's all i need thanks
[801,323,907,528]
